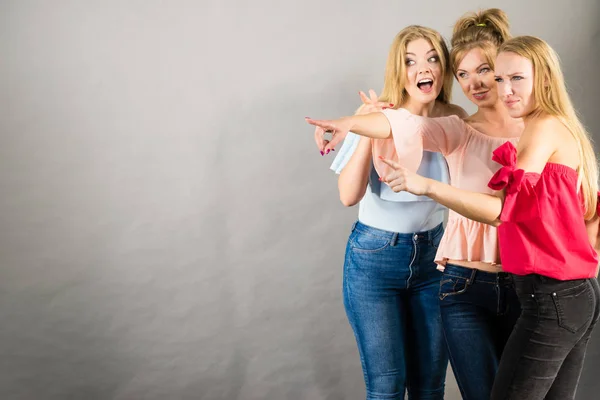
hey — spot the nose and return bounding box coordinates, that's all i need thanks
[417,61,432,76]
[497,81,512,100]
[468,75,483,91]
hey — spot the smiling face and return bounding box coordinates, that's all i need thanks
[494,51,536,118]
[403,38,444,104]
[455,47,498,107]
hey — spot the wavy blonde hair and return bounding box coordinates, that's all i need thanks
[499,35,598,219]
[377,25,453,107]
[450,8,511,74]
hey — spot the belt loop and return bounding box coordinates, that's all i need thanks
[351,221,358,232]
[390,232,398,247]
[428,223,441,244]
[428,225,435,245]
[428,226,435,241]
[469,268,477,284]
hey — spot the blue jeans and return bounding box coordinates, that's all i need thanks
[439,264,522,400]
[343,221,448,400]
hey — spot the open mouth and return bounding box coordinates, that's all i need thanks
[417,78,434,93]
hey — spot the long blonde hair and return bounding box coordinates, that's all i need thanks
[499,36,598,219]
[378,25,453,107]
[450,8,511,74]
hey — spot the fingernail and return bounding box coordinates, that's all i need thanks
[389,103,394,107]
[305,116,310,119]
[331,149,335,151]
[320,151,324,155]
[378,156,384,160]
[326,149,330,154]
[378,177,382,181]
[382,107,388,110]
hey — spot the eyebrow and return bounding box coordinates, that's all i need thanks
[456,63,490,73]
[406,49,437,56]
[495,72,525,77]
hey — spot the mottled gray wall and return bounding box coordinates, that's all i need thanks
[1,0,599,399]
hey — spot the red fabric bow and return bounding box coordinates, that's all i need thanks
[488,142,525,194]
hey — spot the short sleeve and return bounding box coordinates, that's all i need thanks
[488,141,541,222]
[329,132,361,174]
[371,108,467,179]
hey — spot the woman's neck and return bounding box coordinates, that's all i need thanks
[402,98,437,117]
[473,100,516,127]
[469,99,523,138]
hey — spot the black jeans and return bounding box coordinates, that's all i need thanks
[491,274,600,400]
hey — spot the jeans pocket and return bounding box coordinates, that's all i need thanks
[439,277,470,300]
[552,281,594,334]
[349,231,391,253]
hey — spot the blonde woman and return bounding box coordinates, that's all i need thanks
[318,26,466,400]
[309,9,522,399]
[346,36,600,400]
[374,10,522,400]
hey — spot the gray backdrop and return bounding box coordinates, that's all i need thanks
[1,0,599,399]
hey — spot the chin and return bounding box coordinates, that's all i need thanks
[414,91,439,104]
[471,97,495,108]
[507,108,524,118]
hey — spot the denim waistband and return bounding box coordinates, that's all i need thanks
[512,274,590,295]
[444,263,512,284]
[352,220,443,245]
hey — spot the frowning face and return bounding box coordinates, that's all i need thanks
[494,51,536,118]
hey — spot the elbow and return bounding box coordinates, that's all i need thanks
[338,182,367,207]
[339,194,360,207]
[339,188,365,207]
[490,218,502,228]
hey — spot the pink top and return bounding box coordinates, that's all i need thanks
[488,142,598,280]
[374,108,519,267]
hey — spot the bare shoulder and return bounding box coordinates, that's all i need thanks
[514,115,564,172]
[524,114,570,144]
[517,115,575,164]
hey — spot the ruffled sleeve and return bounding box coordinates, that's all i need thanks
[488,141,541,222]
[371,108,467,179]
[329,132,361,174]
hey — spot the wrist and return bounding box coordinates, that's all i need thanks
[424,178,436,196]
[342,115,356,131]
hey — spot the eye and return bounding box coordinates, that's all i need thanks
[428,56,439,63]
[511,76,523,81]
[406,59,415,66]
[479,67,490,74]
[458,72,467,79]
[494,77,503,83]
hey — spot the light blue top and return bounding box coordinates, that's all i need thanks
[330,132,448,233]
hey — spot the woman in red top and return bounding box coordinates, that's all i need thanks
[377,36,600,399]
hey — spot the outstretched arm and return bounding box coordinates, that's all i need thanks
[377,117,558,226]
[306,112,392,151]
[310,90,394,153]
[379,157,504,225]
[426,179,504,226]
